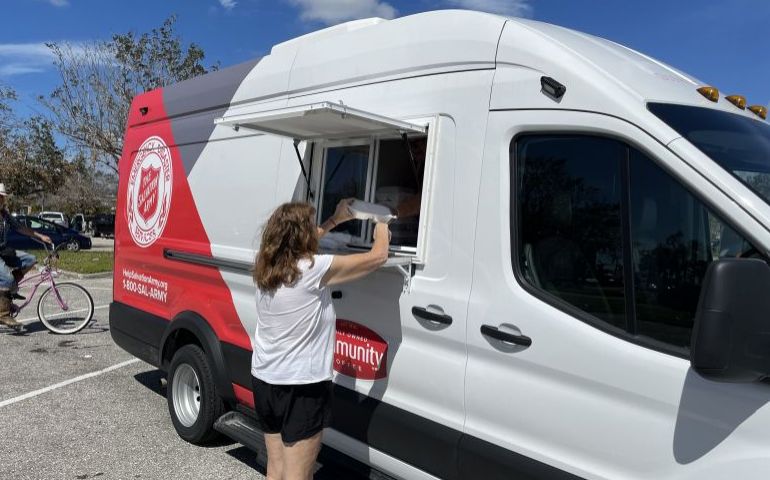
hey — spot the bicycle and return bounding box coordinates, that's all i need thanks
[5,242,95,334]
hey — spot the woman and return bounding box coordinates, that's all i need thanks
[251,199,390,480]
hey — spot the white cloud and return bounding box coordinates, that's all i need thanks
[0,42,77,77]
[49,0,70,6]
[0,44,54,58]
[218,0,237,9]
[445,0,533,18]
[288,0,397,25]
[0,64,47,76]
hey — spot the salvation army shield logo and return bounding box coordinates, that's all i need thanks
[126,136,173,247]
[137,165,161,223]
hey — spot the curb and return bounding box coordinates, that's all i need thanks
[57,270,114,280]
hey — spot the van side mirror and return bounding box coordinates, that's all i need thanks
[691,258,770,382]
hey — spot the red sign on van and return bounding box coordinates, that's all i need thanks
[335,319,388,380]
[138,165,161,222]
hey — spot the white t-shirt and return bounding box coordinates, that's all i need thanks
[251,254,336,385]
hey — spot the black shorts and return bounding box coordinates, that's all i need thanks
[251,376,333,443]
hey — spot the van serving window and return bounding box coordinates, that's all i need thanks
[216,102,433,289]
[214,102,426,140]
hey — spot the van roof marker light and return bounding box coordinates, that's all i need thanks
[726,95,747,110]
[697,86,720,102]
[749,105,768,120]
[541,76,566,101]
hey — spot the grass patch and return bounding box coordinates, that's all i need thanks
[32,250,114,274]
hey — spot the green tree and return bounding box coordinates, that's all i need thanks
[0,86,17,134]
[0,117,71,205]
[42,15,217,173]
[48,153,118,215]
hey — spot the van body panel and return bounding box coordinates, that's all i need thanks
[494,19,758,122]
[115,87,250,362]
[163,58,262,117]
[287,10,504,95]
[466,109,770,479]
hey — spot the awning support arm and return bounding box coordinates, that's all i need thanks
[400,132,420,187]
[306,142,315,200]
[293,139,312,193]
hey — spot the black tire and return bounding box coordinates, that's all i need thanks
[167,344,225,444]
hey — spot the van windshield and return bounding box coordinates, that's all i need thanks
[648,103,770,205]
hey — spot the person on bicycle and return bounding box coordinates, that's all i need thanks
[0,183,52,328]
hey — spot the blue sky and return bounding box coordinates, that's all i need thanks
[1,0,769,117]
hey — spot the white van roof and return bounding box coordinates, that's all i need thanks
[158,10,763,125]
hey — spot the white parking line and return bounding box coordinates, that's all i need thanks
[17,304,110,324]
[0,358,140,409]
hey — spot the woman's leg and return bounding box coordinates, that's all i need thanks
[264,433,285,480]
[281,431,323,480]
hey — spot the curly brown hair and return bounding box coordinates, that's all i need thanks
[253,202,319,293]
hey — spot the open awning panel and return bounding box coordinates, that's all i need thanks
[214,101,427,140]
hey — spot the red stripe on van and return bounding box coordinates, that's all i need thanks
[233,383,255,409]
[115,88,251,357]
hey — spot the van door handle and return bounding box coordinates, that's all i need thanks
[412,306,453,325]
[481,325,532,347]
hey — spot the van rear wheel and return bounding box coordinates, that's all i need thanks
[167,344,225,444]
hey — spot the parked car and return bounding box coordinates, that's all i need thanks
[90,214,115,238]
[39,211,69,227]
[7,216,92,252]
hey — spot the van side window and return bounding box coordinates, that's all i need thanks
[516,136,627,330]
[629,148,710,346]
[320,144,371,238]
[373,137,426,248]
[317,135,427,250]
[513,135,755,352]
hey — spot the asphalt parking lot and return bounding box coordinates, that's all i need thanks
[0,275,369,480]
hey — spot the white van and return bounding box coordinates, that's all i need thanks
[110,10,770,479]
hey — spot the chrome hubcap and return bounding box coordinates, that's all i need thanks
[172,364,201,427]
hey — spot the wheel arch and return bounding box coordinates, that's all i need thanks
[159,311,235,402]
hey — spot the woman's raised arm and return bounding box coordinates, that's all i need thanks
[322,222,390,287]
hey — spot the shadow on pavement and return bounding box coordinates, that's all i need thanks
[133,368,370,479]
[1,321,108,336]
[134,369,166,397]
[226,441,372,479]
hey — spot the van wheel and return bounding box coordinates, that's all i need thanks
[167,344,225,444]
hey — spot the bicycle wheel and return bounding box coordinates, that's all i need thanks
[37,283,94,334]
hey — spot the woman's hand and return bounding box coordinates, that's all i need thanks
[318,198,355,238]
[333,198,355,225]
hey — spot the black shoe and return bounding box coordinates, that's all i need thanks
[11,293,25,301]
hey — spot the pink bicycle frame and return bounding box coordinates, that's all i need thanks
[14,266,69,313]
